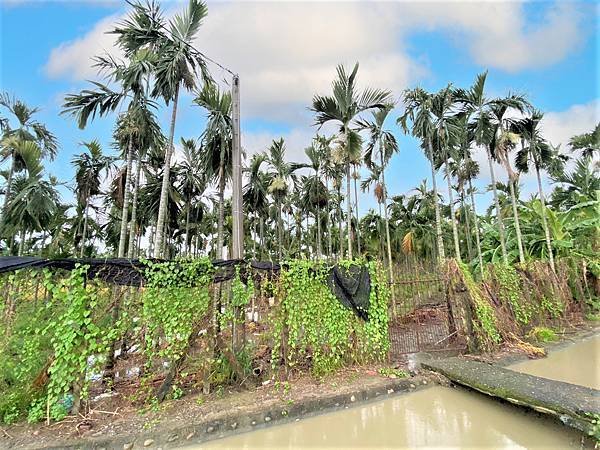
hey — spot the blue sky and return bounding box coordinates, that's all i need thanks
[1,0,598,213]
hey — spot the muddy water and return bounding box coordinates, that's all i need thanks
[189,337,597,449]
[510,334,599,389]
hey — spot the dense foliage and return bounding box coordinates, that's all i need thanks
[0,0,596,272]
[0,258,393,425]
[272,259,389,376]
[0,0,597,433]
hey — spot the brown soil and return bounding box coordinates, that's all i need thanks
[1,363,415,450]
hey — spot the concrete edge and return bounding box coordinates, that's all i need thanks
[37,376,431,450]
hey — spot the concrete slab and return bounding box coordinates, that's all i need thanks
[423,357,600,435]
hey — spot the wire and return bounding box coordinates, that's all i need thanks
[154,21,236,77]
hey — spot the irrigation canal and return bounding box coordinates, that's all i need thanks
[188,335,599,449]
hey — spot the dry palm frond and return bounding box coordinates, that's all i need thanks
[374,183,385,203]
[402,231,414,254]
[506,333,546,358]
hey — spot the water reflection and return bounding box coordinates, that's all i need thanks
[511,334,599,389]
[191,387,584,449]
[187,336,599,449]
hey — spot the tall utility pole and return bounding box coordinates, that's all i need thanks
[231,74,243,260]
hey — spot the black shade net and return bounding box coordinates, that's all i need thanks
[0,256,371,320]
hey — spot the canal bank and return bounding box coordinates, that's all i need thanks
[189,332,599,450]
[3,328,598,449]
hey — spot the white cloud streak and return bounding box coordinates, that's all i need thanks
[44,1,587,125]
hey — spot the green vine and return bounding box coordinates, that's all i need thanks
[494,265,532,325]
[141,258,213,365]
[218,266,254,330]
[359,261,390,359]
[459,262,501,349]
[272,260,389,377]
[41,265,113,421]
[540,295,564,319]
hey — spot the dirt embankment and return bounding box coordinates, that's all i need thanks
[1,365,434,450]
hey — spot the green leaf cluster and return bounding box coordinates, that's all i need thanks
[272,260,389,377]
[141,258,213,364]
[459,262,501,349]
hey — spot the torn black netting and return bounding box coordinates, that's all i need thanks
[327,265,371,321]
[0,257,372,319]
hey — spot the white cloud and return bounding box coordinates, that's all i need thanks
[399,1,585,72]
[242,127,315,163]
[541,100,600,151]
[45,1,587,125]
[45,13,123,80]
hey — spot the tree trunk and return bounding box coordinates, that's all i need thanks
[148,223,155,256]
[337,183,344,260]
[508,177,525,263]
[185,199,191,256]
[216,163,226,260]
[380,139,396,316]
[277,199,283,260]
[486,146,508,264]
[80,194,90,258]
[18,229,24,256]
[345,162,353,259]
[252,218,257,258]
[444,154,462,262]
[154,83,180,258]
[316,203,321,258]
[460,184,473,262]
[353,170,361,256]
[535,161,556,272]
[326,179,332,260]
[467,179,484,279]
[118,139,134,257]
[2,154,15,224]
[427,138,445,259]
[259,216,264,260]
[137,229,142,257]
[127,151,142,259]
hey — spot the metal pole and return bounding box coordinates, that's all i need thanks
[232,74,243,259]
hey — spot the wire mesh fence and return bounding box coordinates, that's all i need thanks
[387,258,467,359]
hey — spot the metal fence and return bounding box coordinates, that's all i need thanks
[387,259,467,359]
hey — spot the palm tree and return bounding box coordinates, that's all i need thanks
[398,87,445,259]
[451,113,484,276]
[389,182,440,259]
[125,104,164,258]
[455,72,529,264]
[110,0,211,257]
[304,141,329,257]
[513,110,557,271]
[265,138,303,260]
[550,156,599,209]
[178,138,205,255]
[454,73,507,263]
[358,102,398,288]
[320,136,343,259]
[113,106,151,257]
[148,0,209,257]
[243,153,269,259]
[0,93,57,224]
[63,41,162,257]
[71,140,114,257]
[196,83,232,259]
[311,62,391,259]
[491,100,532,264]
[569,123,599,159]
[3,149,60,255]
[431,86,462,261]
